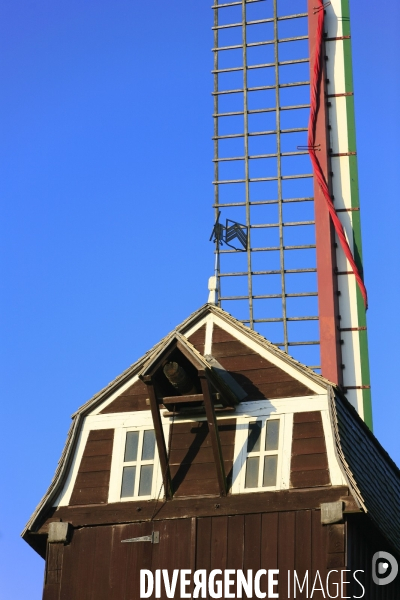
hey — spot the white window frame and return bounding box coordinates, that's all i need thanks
[231,412,291,494]
[108,422,165,503]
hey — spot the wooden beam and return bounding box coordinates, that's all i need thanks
[38,487,354,533]
[198,370,227,497]
[162,407,235,417]
[162,394,204,404]
[141,375,173,499]
[161,393,221,405]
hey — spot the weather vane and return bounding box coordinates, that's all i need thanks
[209,211,248,252]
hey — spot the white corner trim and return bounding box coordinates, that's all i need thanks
[321,409,347,486]
[281,412,293,490]
[108,427,124,503]
[54,419,90,507]
[210,314,326,394]
[204,316,214,355]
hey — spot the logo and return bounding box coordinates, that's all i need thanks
[372,551,398,586]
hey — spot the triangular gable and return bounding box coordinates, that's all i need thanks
[22,303,330,540]
[96,305,328,416]
[100,330,244,415]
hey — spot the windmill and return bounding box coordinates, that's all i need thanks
[23,3,400,599]
[210,0,371,426]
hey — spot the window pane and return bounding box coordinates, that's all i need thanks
[121,466,136,497]
[124,431,139,462]
[245,456,259,488]
[139,464,154,496]
[142,430,155,461]
[265,420,280,451]
[263,455,278,487]
[247,421,262,453]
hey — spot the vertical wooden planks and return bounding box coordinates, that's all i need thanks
[210,516,228,572]
[196,517,212,573]
[261,512,278,569]
[49,509,346,599]
[59,527,97,600]
[123,523,154,600]
[226,515,244,600]
[88,526,113,600]
[261,513,278,597]
[243,514,261,572]
[74,527,97,600]
[227,515,244,570]
[294,510,312,599]
[108,524,130,599]
[151,519,192,600]
[311,509,328,600]
[210,517,228,600]
[278,512,295,598]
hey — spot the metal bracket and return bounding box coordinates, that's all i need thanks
[121,531,159,544]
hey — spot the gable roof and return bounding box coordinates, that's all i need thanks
[75,302,331,416]
[22,303,331,538]
[22,302,400,557]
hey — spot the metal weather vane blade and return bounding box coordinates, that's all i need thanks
[210,211,248,252]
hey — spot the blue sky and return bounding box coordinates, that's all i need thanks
[0,1,399,598]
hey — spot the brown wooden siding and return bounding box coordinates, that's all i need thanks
[291,411,330,488]
[187,324,206,355]
[169,419,235,496]
[69,429,114,506]
[42,509,339,600]
[212,325,315,400]
[100,379,149,414]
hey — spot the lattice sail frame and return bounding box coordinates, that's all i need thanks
[211,0,372,426]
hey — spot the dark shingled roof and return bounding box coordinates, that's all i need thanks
[330,390,400,554]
